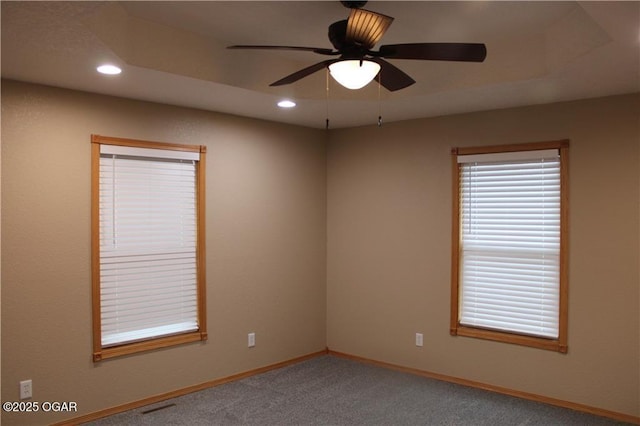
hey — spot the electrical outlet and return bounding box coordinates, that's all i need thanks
[248,332,256,348]
[415,333,423,347]
[20,380,32,399]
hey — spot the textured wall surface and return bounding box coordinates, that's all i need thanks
[327,94,640,417]
[1,80,327,425]
[2,79,638,424]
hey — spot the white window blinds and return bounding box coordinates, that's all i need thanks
[99,145,200,347]
[458,149,560,339]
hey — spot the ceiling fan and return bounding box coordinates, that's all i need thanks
[228,1,487,92]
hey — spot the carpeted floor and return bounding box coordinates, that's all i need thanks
[86,355,630,425]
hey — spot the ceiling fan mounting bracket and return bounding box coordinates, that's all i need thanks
[340,1,367,9]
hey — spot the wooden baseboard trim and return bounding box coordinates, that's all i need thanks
[53,348,328,426]
[328,350,640,425]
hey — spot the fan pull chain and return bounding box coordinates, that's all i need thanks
[377,71,383,127]
[325,67,330,130]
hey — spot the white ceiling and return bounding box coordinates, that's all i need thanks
[2,1,639,129]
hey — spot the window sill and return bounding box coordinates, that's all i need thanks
[93,331,208,362]
[451,325,567,353]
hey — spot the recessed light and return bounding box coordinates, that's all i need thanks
[97,64,122,75]
[277,100,296,108]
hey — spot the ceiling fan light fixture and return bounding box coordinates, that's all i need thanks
[328,60,380,90]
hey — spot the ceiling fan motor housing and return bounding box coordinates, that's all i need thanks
[328,20,370,59]
[328,20,349,52]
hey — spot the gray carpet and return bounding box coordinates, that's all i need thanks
[86,355,630,425]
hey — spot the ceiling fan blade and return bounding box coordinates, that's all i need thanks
[228,45,338,56]
[270,60,337,86]
[346,8,394,49]
[378,43,487,62]
[371,58,415,91]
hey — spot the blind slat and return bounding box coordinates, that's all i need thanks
[459,156,560,339]
[99,152,199,347]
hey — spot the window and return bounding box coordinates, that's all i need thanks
[91,135,207,361]
[450,141,569,353]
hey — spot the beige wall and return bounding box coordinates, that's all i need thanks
[2,80,639,424]
[1,80,327,424]
[327,94,640,417]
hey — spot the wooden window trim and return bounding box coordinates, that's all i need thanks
[450,140,569,353]
[91,135,207,362]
